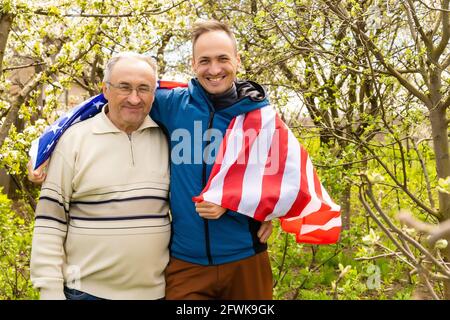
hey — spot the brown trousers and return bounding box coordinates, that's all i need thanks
[165,251,273,300]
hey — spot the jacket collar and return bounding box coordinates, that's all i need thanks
[92,103,159,134]
[188,78,270,118]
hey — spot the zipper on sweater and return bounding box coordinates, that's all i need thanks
[127,133,135,166]
[202,110,215,265]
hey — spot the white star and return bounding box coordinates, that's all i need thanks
[44,141,54,153]
[49,122,62,134]
[94,101,104,110]
[64,108,76,120]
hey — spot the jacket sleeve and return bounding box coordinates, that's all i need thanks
[150,89,177,133]
[30,146,74,300]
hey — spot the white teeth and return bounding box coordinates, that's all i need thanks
[207,76,224,82]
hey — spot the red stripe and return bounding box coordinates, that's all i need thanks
[280,216,303,234]
[296,227,341,244]
[221,109,262,211]
[253,115,289,221]
[302,210,340,225]
[158,80,188,89]
[192,117,237,203]
[283,146,311,218]
[312,168,331,212]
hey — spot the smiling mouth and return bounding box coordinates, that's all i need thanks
[123,105,142,109]
[206,75,226,83]
[123,106,143,113]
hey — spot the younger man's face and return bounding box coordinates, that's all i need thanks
[192,30,241,95]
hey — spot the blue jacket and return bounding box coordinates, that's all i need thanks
[151,79,270,265]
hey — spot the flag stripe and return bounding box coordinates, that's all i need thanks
[299,209,341,226]
[281,146,311,219]
[158,80,188,89]
[221,109,262,211]
[200,116,244,206]
[300,216,342,234]
[192,117,237,203]
[253,114,289,221]
[238,107,276,216]
[265,127,301,220]
[297,227,341,244]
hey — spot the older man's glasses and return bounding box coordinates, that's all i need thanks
[106,82,153,96]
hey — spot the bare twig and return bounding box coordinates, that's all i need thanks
[398,211,450,245]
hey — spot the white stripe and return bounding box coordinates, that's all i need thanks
[265,128,301,220]
[300,216,342,234]
[29,139,39,169]
[201,115,245,204]
[238,107,276,216]
[321,184,341,211]
[299,155,322,218]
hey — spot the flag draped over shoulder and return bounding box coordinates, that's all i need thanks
[193,106,341,244]
[29,94,107,170]
[30,80,340,244]
[29,80,188,170]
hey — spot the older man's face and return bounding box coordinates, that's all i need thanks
[103,58,156,134]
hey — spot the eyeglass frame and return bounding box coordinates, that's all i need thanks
[105,81,155,96]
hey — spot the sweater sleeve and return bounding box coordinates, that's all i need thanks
[30,148,74,300]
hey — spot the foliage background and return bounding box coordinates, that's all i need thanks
[1,0,449,299]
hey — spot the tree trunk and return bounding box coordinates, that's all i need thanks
[340,182,351,230]
[0,13,14,74]
[429,104,450,299]
[429,95,450,221]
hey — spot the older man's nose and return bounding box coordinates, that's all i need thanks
[127,89,141,104]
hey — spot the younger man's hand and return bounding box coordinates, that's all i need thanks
[27,159,49,184]
[195,201,227,219]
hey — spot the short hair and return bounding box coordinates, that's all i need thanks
[103,52,157,82]
[191,19,237,54]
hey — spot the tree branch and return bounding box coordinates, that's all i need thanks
[403,0,434,52]
[432,0,450,60]
[398,211,450,245]
[417,0,450,13]
[2,61,46,72]
[363,178,450,276]
[323,0,432,106]
[33,0,189,17]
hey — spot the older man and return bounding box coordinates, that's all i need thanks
[30,52,171,300]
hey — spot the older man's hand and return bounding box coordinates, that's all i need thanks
[195,201,227,219]
[27,159,49,184]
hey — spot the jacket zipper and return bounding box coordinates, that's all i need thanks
[203,110,215,265]
[128,134,135,166]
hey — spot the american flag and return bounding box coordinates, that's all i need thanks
[29,94,107,170]
[29,81,340,244]
[29,81,187,170]
[193,106,341,244]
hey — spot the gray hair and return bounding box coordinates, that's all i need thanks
[103,52,158,82]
